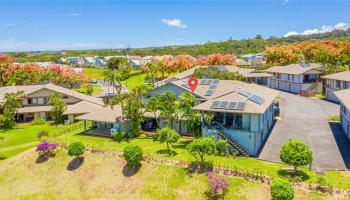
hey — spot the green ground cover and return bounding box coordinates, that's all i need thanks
[72,84,103,95]
[0,149,338,200]
[83,68,105,80]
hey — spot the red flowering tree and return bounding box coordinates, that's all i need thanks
[0,54,15,86]
[164,55,197,72]
[197,53,236,65]
[264,40,350,66]
[4,63,46,85]
[48,64,88,88]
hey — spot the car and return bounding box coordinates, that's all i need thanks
[90,79,98,84]
[274,106,280,116]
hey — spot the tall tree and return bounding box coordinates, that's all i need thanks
[157,91,180,128]
[179,92,201,136]
[48,93,67,124]
[109,93,144,138]
[104,57,131,94]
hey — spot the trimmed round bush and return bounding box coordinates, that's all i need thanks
[270,179,294,200]
[123,144,143,168]
[67,142,85,158]
[31,118,46,125]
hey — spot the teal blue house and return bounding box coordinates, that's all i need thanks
[75,105,129,136]
[145,78,279,156]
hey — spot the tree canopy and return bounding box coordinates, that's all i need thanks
[280,139,313,174]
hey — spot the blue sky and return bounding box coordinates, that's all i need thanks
[0,0,349,52]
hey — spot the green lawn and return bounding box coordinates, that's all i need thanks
[83,68,105,80]
[72,84,103,95]
[0,149,337,200]
[122,70,180,90]
[0,122,82,160]
[0,123,52,159]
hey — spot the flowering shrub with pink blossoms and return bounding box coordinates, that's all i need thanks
[206,171,230,199]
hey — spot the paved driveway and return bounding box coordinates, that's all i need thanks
[258,91,350,172]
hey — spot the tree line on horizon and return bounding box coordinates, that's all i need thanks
[6,29,349,63]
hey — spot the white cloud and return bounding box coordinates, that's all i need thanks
[284,31,298,37]
[161,18,187,29]
[283,0,289,5]
[284,22,350,37]
[3,23,16,27]
[64,13,82,16]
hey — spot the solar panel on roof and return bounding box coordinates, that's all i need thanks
[238,90,252,97]
[181,84,189,89]
[227,102,238,110]
[218,101,229,109]
[212,80,219,85]
[164,77,179,84]
[205,89,214,96]
[209,84,217,89]
[236,102,246,111]
[249,95,265,105]
[211,101,221,109]
[199,80,207,85]
[207,80,213,85]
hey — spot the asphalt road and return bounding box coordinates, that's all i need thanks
[258,91,350,172]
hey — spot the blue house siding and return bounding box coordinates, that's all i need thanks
[202,102,275,156]
[96,121,129,133]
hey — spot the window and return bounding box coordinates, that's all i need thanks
[63,95,69,99]
[344,82,350,89]
[277,73,281,79]
[27,99,32,104]
[336,80,341,89]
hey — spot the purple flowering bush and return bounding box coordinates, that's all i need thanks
[36,142,58,157]
[206,171,230,199]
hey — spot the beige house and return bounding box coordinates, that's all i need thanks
[0,84,104,123]
[322,71,350,102]
[265,63,323,94]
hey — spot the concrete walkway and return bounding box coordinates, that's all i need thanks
[258,91,350,172]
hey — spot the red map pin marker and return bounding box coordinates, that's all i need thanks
[188,77,199,92]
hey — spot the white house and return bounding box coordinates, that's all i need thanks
[241,53,264,66]
[334,89,350,140]
[322,71,350,102]
[265,63,323,94]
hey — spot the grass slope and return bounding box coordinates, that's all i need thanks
[0,123,56,159]
[48,126,350,190]
[0,149,337,200]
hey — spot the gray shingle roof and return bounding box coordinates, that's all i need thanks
[265,63,323,75]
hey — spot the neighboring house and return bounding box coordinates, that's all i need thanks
[75,105,129,136]
[145,79,279,156]
[235,58,251,67]
[208,65,272,86]
[322,71,350,102]
[154,65,272,87]
[334,89,350,140]
[0,84,104,124]
[265,63,323,94]
[241,53,264,66]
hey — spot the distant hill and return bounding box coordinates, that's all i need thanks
[7,29,350,62]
